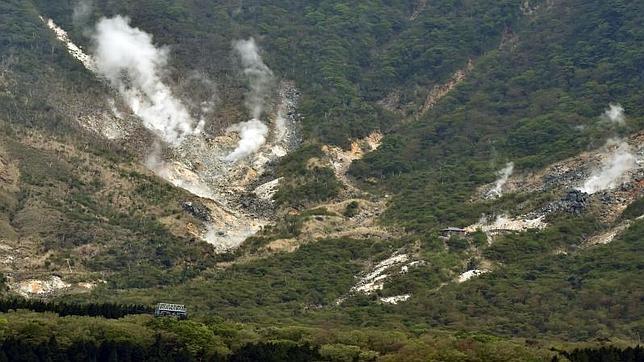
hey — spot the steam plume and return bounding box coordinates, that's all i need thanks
[92,16,204,145]
[225,38,275,162]
[602,103,625,125]
[234,38,274,119]
[579,140,637,194]
[488,162,514,198]
[107,98,123,119]
[224,120,269,162]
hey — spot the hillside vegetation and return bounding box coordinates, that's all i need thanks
[0,0,642,359]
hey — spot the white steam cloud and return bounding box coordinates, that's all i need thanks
[224,120,269,162]
[578,140,637,194]
[234,38,274,119]
[488,162,514,198]
[602,103,625,125]
[107,98,123,119]
[92,16,204,145]
[225,38,275,162]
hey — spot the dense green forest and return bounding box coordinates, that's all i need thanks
[0,310,640,361]
[78,218,642,344]
[0,310,588,361]
[351,0,644,234]
[0,0,642,359]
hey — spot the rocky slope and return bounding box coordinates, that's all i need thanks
[40,16,304,253]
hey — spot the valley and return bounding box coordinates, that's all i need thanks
[0,0,642,360]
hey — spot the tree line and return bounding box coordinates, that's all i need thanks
[553,345,643,362]
[0,337,319,362]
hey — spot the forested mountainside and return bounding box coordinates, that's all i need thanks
[0,0,642,360]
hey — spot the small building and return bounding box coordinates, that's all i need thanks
[440,227,468,237]
[154,303,188,319]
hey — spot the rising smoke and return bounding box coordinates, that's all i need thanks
[234,38,275,119]
[578,140,637,194]
[107,98,123,119]
[487,162,514,198]
[602,103,626,125]
[92,16,204,145]
[224,119,269,162]
[225,38,275,162]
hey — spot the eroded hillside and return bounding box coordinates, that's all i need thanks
[0,0,642,349]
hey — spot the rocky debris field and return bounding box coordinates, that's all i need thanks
[465,214,547,237]
[476,132,643,223]
[9,275,106,299]
[164,81,302,251]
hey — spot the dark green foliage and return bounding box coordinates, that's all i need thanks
[620,197,644,221]
[229,341,320,362]
[555,345,643,362]
[485,215,605,263]
[0,0,642,352]
[275,145,342,207]
[277,145,325,177]
[397,220,644,341]
[0,298,151,319]
[0,336,195,362]
[0,131,216,288]
[275,166,342,208]
[446,236,469,253]
[0,311,558,361]
[470,231,488,248]
[89,237,396,324]
[5,0,523,147]
[351,0,644,236]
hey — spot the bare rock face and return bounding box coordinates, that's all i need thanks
[237,193,274,219]
[14,276,70,298]
[561,189,590,214]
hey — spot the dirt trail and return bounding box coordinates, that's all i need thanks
[583,221,632,248]
[239,132,397,262]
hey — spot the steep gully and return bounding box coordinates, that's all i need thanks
[42,16,301,252]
